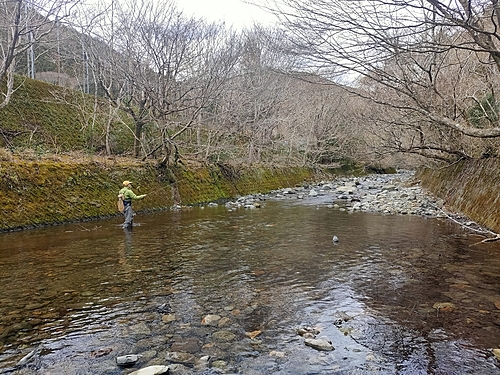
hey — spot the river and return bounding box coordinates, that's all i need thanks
[1,195,500,374]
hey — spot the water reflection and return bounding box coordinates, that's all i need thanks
[0,201,500,374]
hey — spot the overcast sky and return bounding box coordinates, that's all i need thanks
[177,0,277,28]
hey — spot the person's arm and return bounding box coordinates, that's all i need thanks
[124,189,146,200]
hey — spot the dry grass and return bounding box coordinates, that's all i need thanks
[0,148,152,167]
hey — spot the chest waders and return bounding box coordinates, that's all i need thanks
[123,200,133,228]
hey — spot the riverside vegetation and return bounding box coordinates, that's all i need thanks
[1,71,500,239]
[0,151,321,231]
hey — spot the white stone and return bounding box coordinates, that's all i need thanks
[128,365,169,375]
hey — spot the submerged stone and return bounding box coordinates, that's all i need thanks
[304,338,335,351]
[212,330,236,342]
[433,302,456,312]
[201,314,221,325]
[116,354,142,366]
[165,351,196,365]
[161,314,176,323]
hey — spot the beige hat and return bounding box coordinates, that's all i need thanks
[122,181,132,186]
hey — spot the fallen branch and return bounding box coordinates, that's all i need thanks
[430,203,500,244]
[17,345,43,367]
[471,234,500,245]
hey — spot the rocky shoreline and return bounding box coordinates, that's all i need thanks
[269,169,444,217]
[223,170,443,216]
[221,170,495,238]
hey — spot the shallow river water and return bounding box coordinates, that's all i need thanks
[1,197,500,374]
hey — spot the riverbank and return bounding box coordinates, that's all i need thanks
[418,158,500,235]
[0,154,324,232]
[2,152,496,237]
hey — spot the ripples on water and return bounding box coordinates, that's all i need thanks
[1,200,500,374]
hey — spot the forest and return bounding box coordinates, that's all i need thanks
[2,0,500,168]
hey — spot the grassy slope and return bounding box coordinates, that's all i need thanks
[0,76,132,152]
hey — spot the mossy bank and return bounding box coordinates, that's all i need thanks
[0,156,324,231]
[418,158,500,234]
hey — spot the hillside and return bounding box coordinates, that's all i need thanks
[0,76,133,154]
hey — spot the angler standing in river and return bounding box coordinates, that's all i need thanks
[118,181,147,229]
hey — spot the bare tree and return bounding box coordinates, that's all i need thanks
[84,0,240,160]
[285,75,364,165]
[259,0,500,161]
[0,0,80,109]
[193,26,295,164]
[192,25,364,166]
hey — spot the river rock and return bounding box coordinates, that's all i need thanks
[195,355,211,369]
[201,314,221,325]
[433,302,455,312]
[128,365,169,375]
[25,302,49,310]
[116,354,142,366]
[128,322,152,335]
[170,337,201,352]
[3,321,33,337]
[168,363,191,374]
[304,338,335,351]
[212,359,228,369]
[218,317,231,327]
[212,330,236,342]
[492,348,500,360]
[165,351,196,365]
[297,326,320,337]
[162,314,176,323]
[335,311,353,322]
[336,185,355,194]
[270,350,286,358]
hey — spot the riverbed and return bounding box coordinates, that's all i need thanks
[1,173,500,374]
